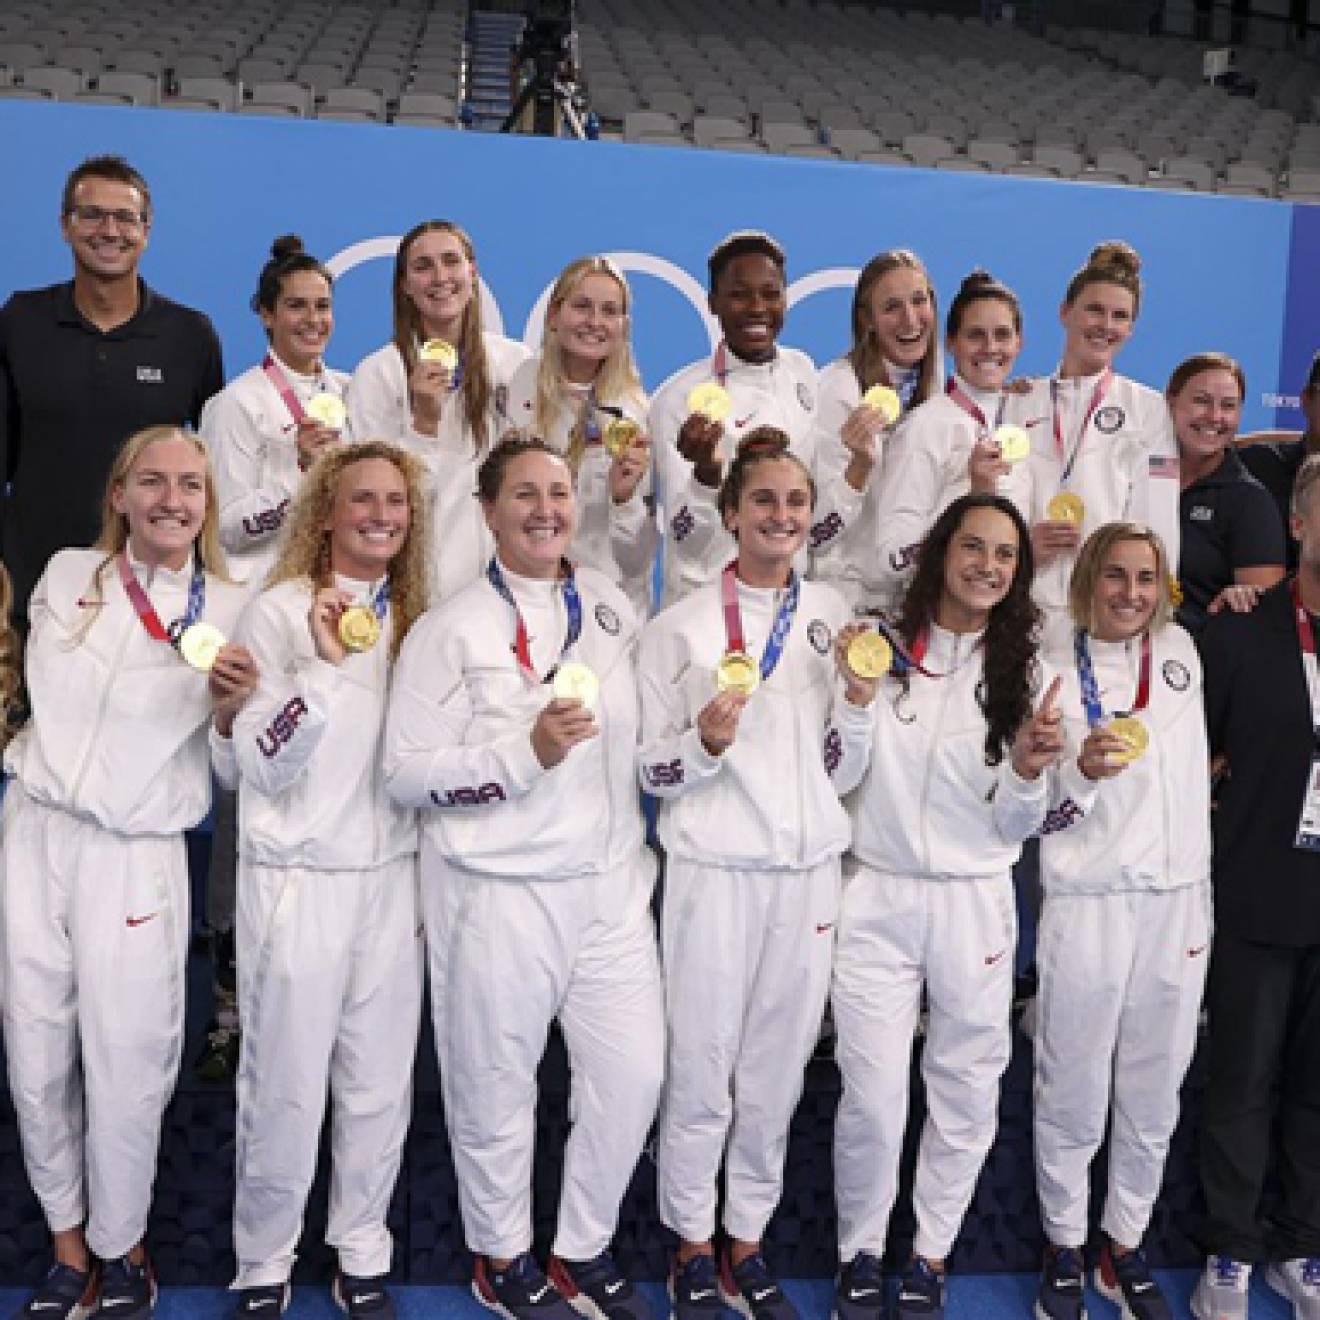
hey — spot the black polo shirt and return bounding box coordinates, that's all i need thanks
[1177,446,1285,636]
[1240,437,1310,571]
[0,279,224,615]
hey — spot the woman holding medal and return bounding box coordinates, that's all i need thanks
[348,219,530,602]
[383,438,664,1320]
[225,440,428,1319]
[646,231,818,607]
[637,430,852,1320]
[203,234,349,591]
[504,256,654,612]
[809,248,941,613]
[0,425,255,1320]
[825,493,1059,1320]
[1030,522,1209,1320]
[1020,242,1180,650]
[872,270,1034,610]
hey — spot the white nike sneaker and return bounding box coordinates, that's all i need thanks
[1266,1259,1320,1320]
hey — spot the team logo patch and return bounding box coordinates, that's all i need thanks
[595,602,621,635]
[797,382,814,412]
[1094,405,1126,434]
[1162,658,1191,692]
[807,619,831,654]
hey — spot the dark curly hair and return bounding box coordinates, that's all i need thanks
[895,493,1040,765]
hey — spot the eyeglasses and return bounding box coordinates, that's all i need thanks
[65,205,148,230]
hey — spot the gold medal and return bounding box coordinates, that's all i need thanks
[178,622,226,672]
[419,338,458,369]
[551,660,599,709]
[603,417,641,459]
[993,424,1030,466]
[846,630,892,679]
[338,605,382,653]
[862,385,901,424]
[1047,491,1085,524]
[305,392,346,430]
[687,382,732,423]
[715,650,760,696]
[1106,715,1149,764]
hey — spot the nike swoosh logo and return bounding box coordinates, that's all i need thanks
[605,1282,625,1296]
[530,1286,551,1303]
[127,912,159,927]
[899,1292,927,1304]
[1054,1281,1081,1292]
[1187,943,1208,957]
[849,1288,881,1299]
[690,1290,716,1301]
[734,414,755,428]
[816,922,834,934]
[753,1289,776,1302]
[29,1305,65,1313]
[984,949,1007,965]
[1132,1283,1155,1293]
[249,1301,276,1310]
[352,1296,379,1306]
[102,1301,133,1310]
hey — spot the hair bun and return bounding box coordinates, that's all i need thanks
[958,269,996,294]
[1087,240,1140,277]
[270,233,305,261]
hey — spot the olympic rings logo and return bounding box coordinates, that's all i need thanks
[325,237,861,350]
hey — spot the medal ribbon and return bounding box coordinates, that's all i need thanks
[582,385,602,445]
[1292,579,1320,732]
[1074,627,1152,728]
[945,376,1007,440]
[486,557,583,685]
[262,353,326,428]
[720,559,800,684]
[882,621,965,680]
[1050,366,1113,484]
[117,552,206,647]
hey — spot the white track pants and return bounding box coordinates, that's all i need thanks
[423,849,664,1261]
[833,867,1015,1263]
[0,786,188,1260]
[1033,884,1210,1249]
[232,855,423,1287]
[657,857,840,1244]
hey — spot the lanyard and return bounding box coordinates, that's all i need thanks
[582,385,602,445]
[1293,579,1320,731]
[117,552,206,646]
[486,556,583,685]
[1074,628,1152,728]
[262,353,327,428]
[945,376,1007,440]
[720,559,799,684]
[359,579,391,620]
[883,620,966,679]
[1050,367,1113,484]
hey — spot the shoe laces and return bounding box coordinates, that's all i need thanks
[1212,1257,1247,1288]
[679,1254,717,1289]
[1051,1248,1084,1282]
[846,1253,883,1289]
[1302,1259,1320,1288]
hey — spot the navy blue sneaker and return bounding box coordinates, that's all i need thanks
[474,1254,581,1320]
[333,1272,394,1318]
[14,1262,97,1320]
[720,1251,799,1320]
[896,1258,945,1320]
[1036,1247,1086,1320]
[550,1252,652,1320]
[834,1252,884,1320]
[234,1281,290,1317]
[98,1254,156,1320]
[1094,1245,1170,1320]
[668,1253,722,1320]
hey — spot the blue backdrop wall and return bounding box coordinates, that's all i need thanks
[1,100,1313,429]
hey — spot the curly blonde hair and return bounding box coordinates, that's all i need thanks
[534,256,646,475]
[74,425,230,643]
[0,560,21,747]
[266,440,431,660]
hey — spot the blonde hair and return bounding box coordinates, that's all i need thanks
[75,425,229,640]
[847,248,940,411]
[265,440,431,661]
[0,560,21,748]
[392,220,495,457]
[1068,521,1173,634]
[533,256,646,475]
[1064,240,1143,317]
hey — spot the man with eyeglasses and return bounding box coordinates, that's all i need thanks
[0,154,223,622]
